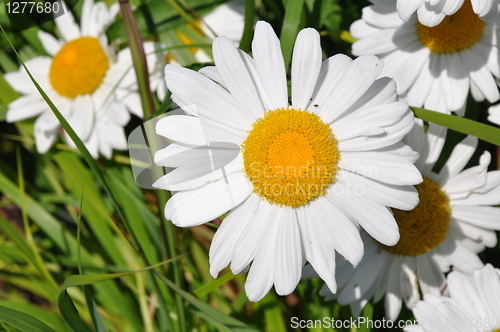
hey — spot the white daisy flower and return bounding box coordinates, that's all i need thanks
[351,0,500,115]
[311,119,500,319]
[149,0,246,101]
[397,0,500,27]
[406,264,500,332]
[153,21,422,301]
[5,0,160,158]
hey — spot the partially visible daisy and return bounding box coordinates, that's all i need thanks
[351,0,500,115]
[149,0,246,100]
[153,21,422,301]
[397,0,500,27]
[5,0,161,158]
[310,119,500,319]
[405,264,500,332]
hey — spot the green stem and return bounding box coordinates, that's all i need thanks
[118,0,155,119]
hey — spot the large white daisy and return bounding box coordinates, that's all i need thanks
[5,0,159,158]
[153,21,422,301]
[397,0,500,27]
[406,264,500,332]
[311,119,500,319]
[351,0,500,115]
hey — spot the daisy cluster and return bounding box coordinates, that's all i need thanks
[2,0,500,329]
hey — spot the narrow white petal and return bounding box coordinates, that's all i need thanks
[291,28,322,111]
[273,208,303,296]
[328,182,400,246]
[209,194,260,278]
[251,21,288,110]
[54,4,81,41]
[339,151,422,185]
[336,168,419,210]
[165,65,253,131]
[213,36,265,119]
[6,95,47,122]
[164,172,252,227]
[37,31,62,56]
[68,95,94,141]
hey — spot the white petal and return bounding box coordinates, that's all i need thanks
[437,237,483,274]
[416,255,445,296]
[385,255,404,321]
[397,0,424,20]
[34,119,58,154]
[441,52,469,111]
[165,65,253,131]
[273,208,303,296]
[291,28,322,111]
[55,3,81,41]
[337,250,388,304]
[213,36,265,119]
[67,95,94,141]
[251,21,288,110]
[209,194,260,278]
[245,212,279,302]
[320,55,385,123]
[231,201,277,274]
[37,31,62,56]
[462,49,500,103]
[474,264,500,318]
[435,135,477,184]
[6,95,47,122]
[339,151,422,185]
[164,172,252,227]
[328,182,400,246]
[400,257,420,309]
[297,204,337,293]
[451,206,500,230]
[336,168,419,210]
[97,115,127,150]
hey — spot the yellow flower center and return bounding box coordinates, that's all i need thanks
[242,108,339,207]
[380,177,451,256]
[49,37,109,98]
[417,0,485,54]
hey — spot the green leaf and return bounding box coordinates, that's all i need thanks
[411,107,500,146]
[0,70,19,105]
[0,305,57,332]
[280,0,306,70]
[192,269,237,298]
[58,258,182,332]
[357,303,373,332]
[238,0,255,53]
[154,273,259,331]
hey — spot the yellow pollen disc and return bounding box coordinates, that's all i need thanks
[50,37,109,98]
[380,177,451,256]
[242,108,340,207]
[417,0,485,54]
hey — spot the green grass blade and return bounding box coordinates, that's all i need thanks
[154,273,259,331]
[357,303,373,332]
[118,0,155,118]
[0,305,57,332]
[58,291,94,332]
[238,0,255,53]
[192,270,237,298]
[411,106,500,145]
[280,0,306,70]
